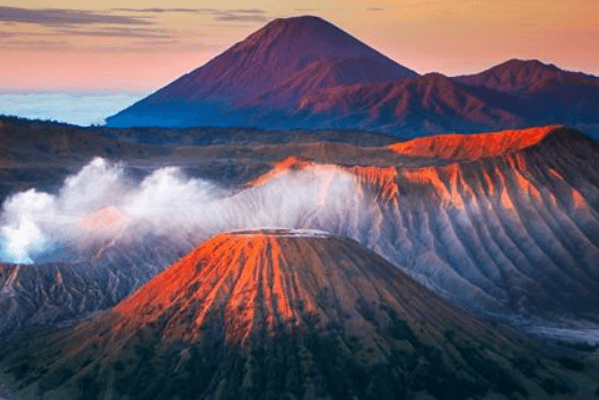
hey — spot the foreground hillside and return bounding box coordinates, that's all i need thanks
[2,230,597,400]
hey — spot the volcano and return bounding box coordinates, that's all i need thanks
[2,126,599,343]
[106,16,417,129]
[105,17,599,135]
[1,229,595,400]
[230,126,599,330]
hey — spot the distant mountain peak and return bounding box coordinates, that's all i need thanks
[229,15,392,66]
[266,15,335,28]
[454,58,570,93]
[250,15,359,39]
[106,16,417,128]
[105,16,599,132]
[499,58,561,70]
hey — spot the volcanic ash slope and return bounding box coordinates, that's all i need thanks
[1,230,596,400]
[247,126,599,329]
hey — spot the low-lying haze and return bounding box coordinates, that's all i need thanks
[0,93,145,126]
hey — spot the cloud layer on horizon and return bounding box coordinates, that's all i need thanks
[0,93,145,126]
[111,7,268,23]
[0,5,268,49]
[0,6,151,26]
[0,6,269,30]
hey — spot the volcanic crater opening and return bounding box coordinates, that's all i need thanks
[225,228,333,238]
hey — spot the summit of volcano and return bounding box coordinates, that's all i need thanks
[105,16,599,135]
[105,16,417,129]
[3,230,596,400]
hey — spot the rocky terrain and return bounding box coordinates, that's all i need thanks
[2,230,597,400]
[2,124,599,342]
[3,12,599,400]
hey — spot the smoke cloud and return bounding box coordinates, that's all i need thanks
[0,157,376,264]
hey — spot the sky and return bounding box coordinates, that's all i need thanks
[0,0,597,94]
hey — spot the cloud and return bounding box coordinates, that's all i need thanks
[0,31,61,38]
[0,6,152,27]
[0,24,214,52]
[0,6,268,51]
[79,41,223,54]
[111,8,218,14]
[213,13,268,22]
[112,7,269,23]
[0,39,70,50]
[0,93,146,126]
[58,27,174,39]
[228,9,267,14]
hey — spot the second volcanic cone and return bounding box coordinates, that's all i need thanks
[112,229,488,344]
[0,229,593,400]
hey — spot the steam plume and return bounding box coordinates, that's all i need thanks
[0,157,374,263]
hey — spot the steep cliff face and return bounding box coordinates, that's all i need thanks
[111,230,483,343]
[387,125,559,160]
[384,128,599,326]
[2,230,590,400]
[247,127,599,327]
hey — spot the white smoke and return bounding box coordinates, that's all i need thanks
[58,157,127,213]
[0,157,375,264]
[0,189,55,263]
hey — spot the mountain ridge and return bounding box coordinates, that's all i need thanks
[387,125,564,160]
[237,126,599,328]
[453,58,599,93]
[106,17,599,134]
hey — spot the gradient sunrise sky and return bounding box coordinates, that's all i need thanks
[1,0,597,93]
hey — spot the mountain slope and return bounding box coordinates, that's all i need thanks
[2,125,599,344]
[105,16,599,134]
[2,230,594,400]
[106,16,417,128]
[453,59,599,94]
[0,227,195,339]
[244,127,599,329]
[453,59,599,124]
[288,73,523,134]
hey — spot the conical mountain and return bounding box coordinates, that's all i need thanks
[2,230,596,400]
[106,16,417,128]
